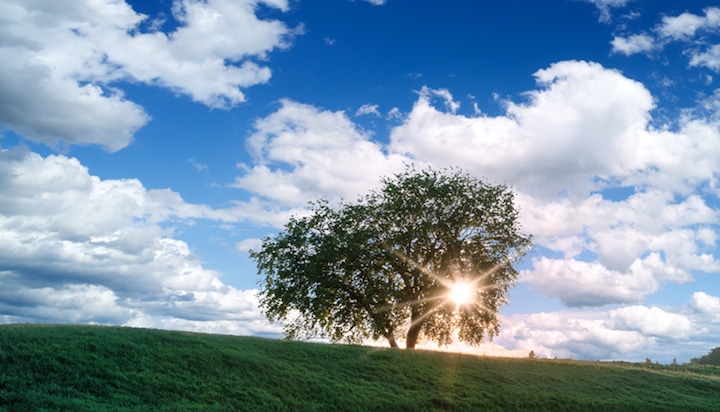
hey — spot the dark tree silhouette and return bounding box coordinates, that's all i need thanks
[251,166,532,349]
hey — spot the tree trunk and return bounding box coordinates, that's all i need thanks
[385,334,399,348]
[405,307,423,349]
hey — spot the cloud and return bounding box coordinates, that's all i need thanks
[189,158,209,172]
[387,107,403,120]
[690,45,720,72]
[582,0,632,23]
[611,34,656,55]
[0,147,277,335]
[518,188,718,307]
[500,311,653,360]
[519,188,719,258]
[0,51,150,152]
[613,7,720,71]
[607,306,693,339]
[234,99,407,207]
[390,61,655,198]
[355,104,381,117]
[0,0,295,150]
[362,0,387,5]
[390,60,720,199]
[657,8,720,40]
[236,238,263,253]
[522,258,657,307]
[494,295,716,362]
[689,292,720,323]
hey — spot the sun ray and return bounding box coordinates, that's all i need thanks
[373,244,531,341]
[371,294,446,314]
[408,301,448,330]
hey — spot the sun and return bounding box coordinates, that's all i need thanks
[449,280,474,306]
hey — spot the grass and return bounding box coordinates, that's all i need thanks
[1,324,719,411]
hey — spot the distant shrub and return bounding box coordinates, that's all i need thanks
[528,350,535,359]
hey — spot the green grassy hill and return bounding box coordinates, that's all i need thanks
[1,324,718,411]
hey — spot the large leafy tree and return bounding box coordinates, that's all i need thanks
[251,166,532,349]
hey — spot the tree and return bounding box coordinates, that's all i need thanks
[251,166,532,349]
[692,347,720,366]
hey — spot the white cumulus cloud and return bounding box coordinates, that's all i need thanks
[234,99,407,207]
[522,258,657,307]
[390,61,655,198]
[0,147,278,335]
[611,34,656,55]
[494,295,713,362]
[657,8,720,40]
[613,7,720,73]
[0,0,295,150]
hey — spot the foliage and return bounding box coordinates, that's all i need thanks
[1,324,719,411]
[251,166,532,348]
[692,347,720,366]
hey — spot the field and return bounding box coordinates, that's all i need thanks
[1,324,718,411]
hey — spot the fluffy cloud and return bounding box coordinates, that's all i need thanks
[522,258,658,307]
[234,99,407,207]
[494,296,714,362]
[657,8,720,40]
[611,34,656,55]
[390,61,655,198]
[0,0,294,150]
[0,48,149,152]
[0,147,278,335]
[519,188,719,274]
[607,306,693,339]
[689,292,720,323]
[518,191,718,307]
[611,7,720,72]
[690,45,720,72]
[500,311,652,360]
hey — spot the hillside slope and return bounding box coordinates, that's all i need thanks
[1,324,718,411]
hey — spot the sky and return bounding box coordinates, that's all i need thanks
[1,0,720,363]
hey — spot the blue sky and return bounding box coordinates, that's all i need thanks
[2,0,720,362]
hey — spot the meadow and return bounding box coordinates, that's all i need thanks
[0,324,718,411]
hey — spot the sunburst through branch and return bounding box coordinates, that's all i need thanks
[384,245,530,329]
[449,280,474,306]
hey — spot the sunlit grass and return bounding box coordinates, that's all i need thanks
[1,324,718,411]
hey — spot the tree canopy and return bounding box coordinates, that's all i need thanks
[251,166,532,349]
[692,347,720,365]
